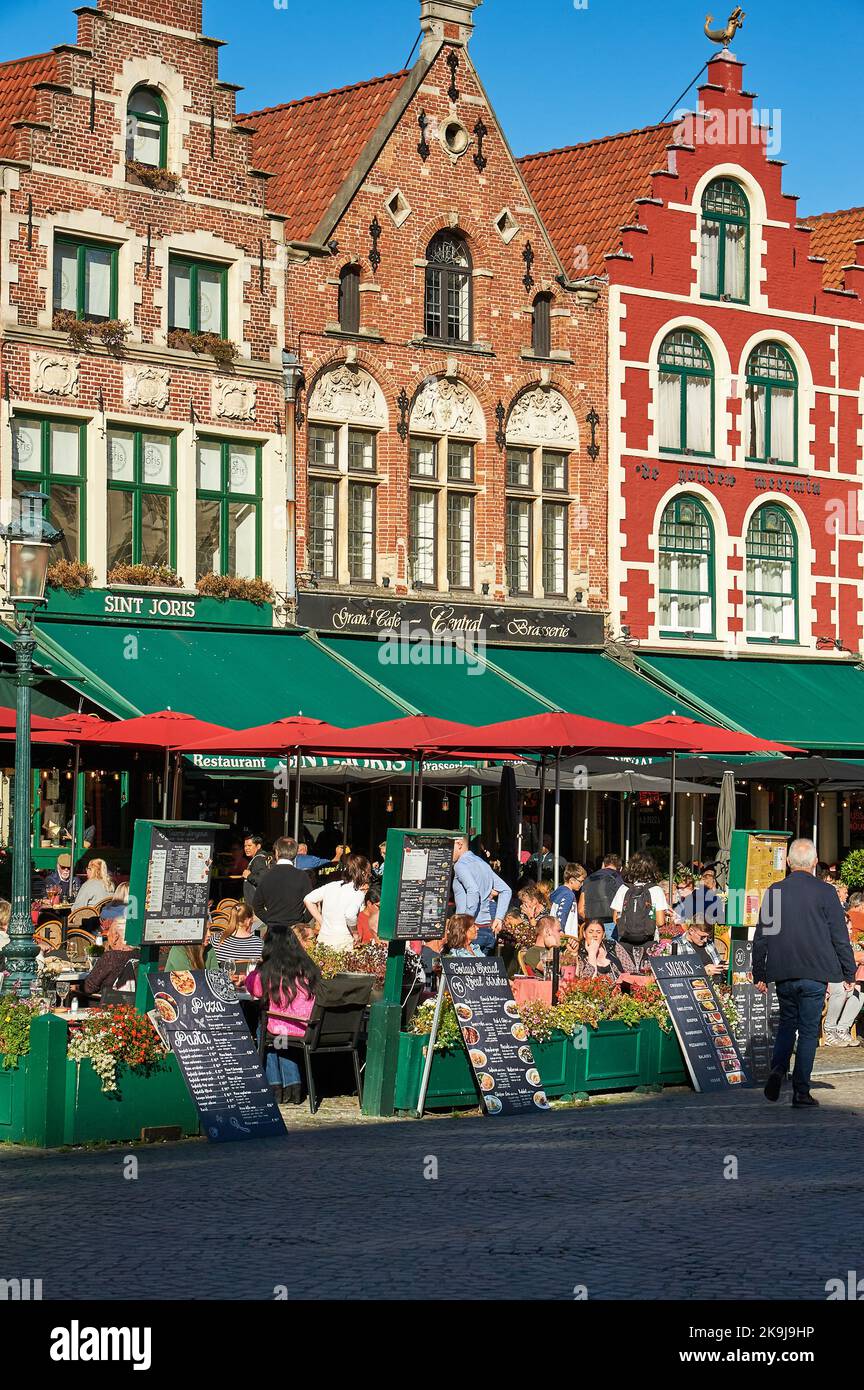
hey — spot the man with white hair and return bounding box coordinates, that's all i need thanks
[754,837,856,1108]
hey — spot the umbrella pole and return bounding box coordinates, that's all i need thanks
[517,791,523,866]
[293,750,302,841]
[583,790,589,861]
[553,750,561,889]
[795,792,801,838]
[537,756,546,865]
[161,746,170,819]
[668,750,677,896]
[415,757,425,829]
[68,740,81,870]
[625,795,631,862]
[813,786,819,852]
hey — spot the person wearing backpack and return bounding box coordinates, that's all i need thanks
[610,853,668,976]
[579,853,624,939]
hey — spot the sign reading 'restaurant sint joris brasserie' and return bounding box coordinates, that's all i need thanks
[296,593,605,646]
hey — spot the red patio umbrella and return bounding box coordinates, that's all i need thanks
[0,706,63,732]
[415,712,693,884]
[174,715,352,838]
[635,716,804,892]
[76,710,234,817]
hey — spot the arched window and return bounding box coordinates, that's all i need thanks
[658,496,714,636]
[126,86,168,168]
[658,330,714,455]
[745,342,798,466]
[701,177,749,302]
[338,265,360,335]
[424,232,471,344]
[746,505,797,641]
[532,293,552,358]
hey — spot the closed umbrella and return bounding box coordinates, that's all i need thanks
[714,770,737,890]
[495,764,520,891]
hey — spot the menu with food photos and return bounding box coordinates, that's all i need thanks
[442,956,550,1115]
[149,970,285,1141]
[729,939,778,1082]
[650,956,753,1092]
[142,825,216,946]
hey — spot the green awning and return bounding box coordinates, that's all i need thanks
[32,618,407,728]
[317,634,551,720]
[487,647,705,723]
[633,654,864,752]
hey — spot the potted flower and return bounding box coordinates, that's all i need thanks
[196,574,275,605]
[46,559,95,594]
[107,563,185,589]
[840,851,864,936]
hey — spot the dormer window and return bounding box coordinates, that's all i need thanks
[126,87,168,168]
[700,177,749,302]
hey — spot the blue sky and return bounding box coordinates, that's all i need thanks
[3,0,860,215]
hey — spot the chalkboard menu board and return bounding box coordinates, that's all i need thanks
[650,957,753,1092]
[149,970,285,1142]
[393,833,454,941]
[729,939,778,1082]
[142,826,216,945]
[442,957,550,1115]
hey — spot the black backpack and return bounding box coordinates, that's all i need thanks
[616,886,656,946]
[582,869,620,922]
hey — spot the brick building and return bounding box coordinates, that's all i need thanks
[0,0,287,606]
[523,49,864,858]
[243,0,608,647]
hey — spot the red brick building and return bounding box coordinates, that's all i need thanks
[0,0,287,608]
[243,0,608,644]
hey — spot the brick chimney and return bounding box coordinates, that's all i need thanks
[419,0,482,56]
[96,0,203,33]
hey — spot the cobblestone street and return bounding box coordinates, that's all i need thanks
[3,1067,864,1302]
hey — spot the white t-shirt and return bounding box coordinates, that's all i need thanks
[610,883,668,916]
[305,880,366,951]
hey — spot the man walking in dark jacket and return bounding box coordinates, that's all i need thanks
[754,837,856,1108]
[252,837,311,929]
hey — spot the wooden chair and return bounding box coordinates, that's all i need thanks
[68,905,99,931]
[217,897,241,913]
[34,920,64,952]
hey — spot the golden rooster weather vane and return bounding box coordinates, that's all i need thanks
[704,6,745,49]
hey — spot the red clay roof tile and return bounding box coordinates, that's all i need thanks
[0,51,60,159]
[519,123,675,278]
[804,206,864,291]
[241,70,409,240]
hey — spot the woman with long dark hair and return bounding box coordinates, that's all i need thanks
[245,925,322,1104]
[303,852,371,951]
[609,852,668,976]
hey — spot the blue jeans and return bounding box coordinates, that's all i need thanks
[771,979,827,1095]
[475,926,496,955]
[263,1036,301,1088]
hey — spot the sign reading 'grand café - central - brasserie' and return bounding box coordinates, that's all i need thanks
[296,593,605,647]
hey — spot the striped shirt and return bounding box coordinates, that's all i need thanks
[214,932,264,967]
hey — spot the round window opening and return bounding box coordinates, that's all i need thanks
[442,121,470,156]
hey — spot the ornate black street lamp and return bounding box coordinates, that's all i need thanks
[1,491,61,996]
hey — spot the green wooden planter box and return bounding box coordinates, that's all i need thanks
[393,1020,690,1111]
[0,1017,199,1148]
[394,1032,478,1111]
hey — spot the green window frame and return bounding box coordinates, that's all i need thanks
[307,478,338,581]
[126,86,168,168]
[505,497,532,596]
[701,177,750,303]
[658,330,715,457]
[195,437,262,580]
[53,236,118,322]
[745,504,798,644]
[106,427,176,570]
[658,495,715,638]
[745,342,798,466]
[168,256,228,337]
[11,415,87,563]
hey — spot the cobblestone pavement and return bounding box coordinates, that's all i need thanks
[3,1070,864,1301]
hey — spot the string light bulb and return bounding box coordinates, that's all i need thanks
[386,792,394,813]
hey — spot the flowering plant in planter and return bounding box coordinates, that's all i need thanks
[840,850,864,893]
[47,559,95,593]
[107,563,184,588]
[0,994,38,1069]
[497,915,541,950]
[408,996,464,1050]
[196,574,275,604]
[67,1005,167,1094]
[52,310,129,352]
[167,328,238,369]
[306,940,387,984]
